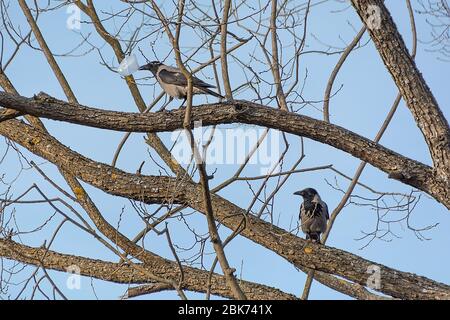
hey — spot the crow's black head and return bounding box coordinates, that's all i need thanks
[293,188,318,200]
[139,61,162,74]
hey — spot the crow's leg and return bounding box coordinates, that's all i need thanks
[179,96,187,109]
[158,96,174,112]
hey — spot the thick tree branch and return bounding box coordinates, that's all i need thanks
[0,119,449,299]
[0,108,22,122]
[1,92,447,208]
[2,0,447,301]
[351,0,450,182]
[0,239,295,300]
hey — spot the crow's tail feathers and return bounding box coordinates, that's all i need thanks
[200,87,225,99]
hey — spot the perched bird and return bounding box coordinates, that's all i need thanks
[293,188,329,243]
[138,61,224,106]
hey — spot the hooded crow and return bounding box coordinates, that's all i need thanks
[139,61,224,106]
[293,188,329,243]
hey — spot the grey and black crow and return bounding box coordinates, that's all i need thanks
[294,188,329,243]
[139,61,224,106]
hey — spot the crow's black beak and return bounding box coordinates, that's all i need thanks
[138,65,147,71]
[293,190,304,196]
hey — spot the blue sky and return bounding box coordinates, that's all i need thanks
[1,0,449,299]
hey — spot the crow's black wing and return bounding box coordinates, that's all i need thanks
[192,75,216,88]
[302,201,323,217]
[321,201,329,220]
[159,69,215,88]
[299,203,305,221]
[158,69,186,86]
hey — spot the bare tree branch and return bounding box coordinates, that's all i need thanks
[1,92,445,208]
[351,0,450,183]
[0,118,449,299]
[0,239,295,300]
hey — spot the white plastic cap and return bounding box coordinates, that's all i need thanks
[117,54,139,76]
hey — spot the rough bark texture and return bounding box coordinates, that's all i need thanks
[1,92,446,208]
[0,239,295,300]
[1,0,447,301]
[1,119,449,299]
[351,0,450,185]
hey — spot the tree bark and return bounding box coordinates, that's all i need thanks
[0,239,295,300]
[1,119,449,299]
[351,0,450,184]
[1,92,447,208]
